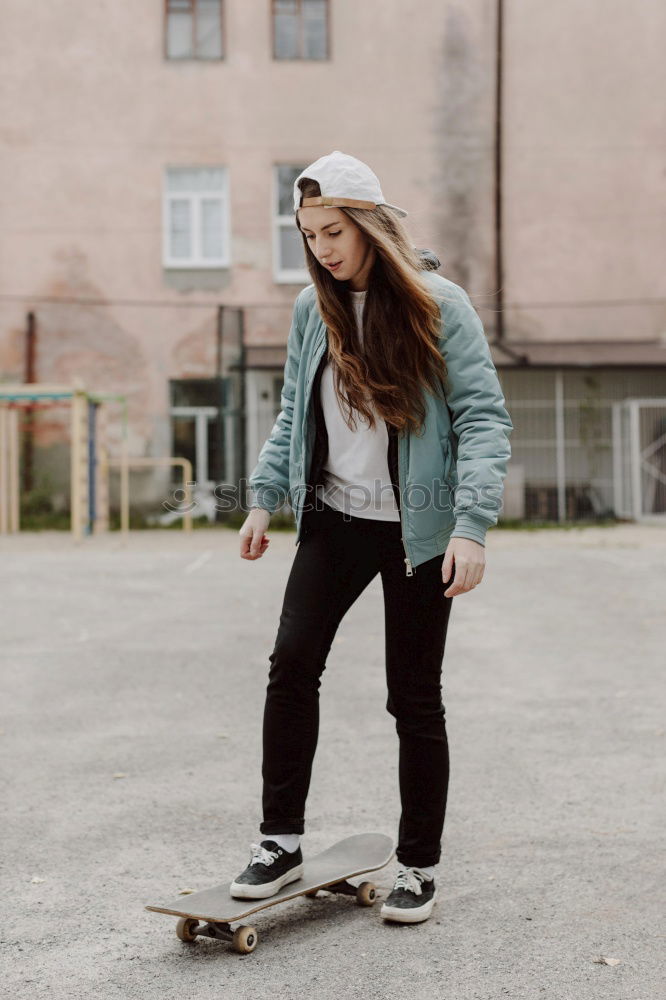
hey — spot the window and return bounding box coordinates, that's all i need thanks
[165,0,224,60]
[163,167,231,268]
[169,378,230,485]
[273,164,309,282]
[272,0,329,60]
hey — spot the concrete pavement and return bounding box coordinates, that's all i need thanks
[1,522,664,999]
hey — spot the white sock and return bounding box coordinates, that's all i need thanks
[399,863,435,880]
[262,833,301,853]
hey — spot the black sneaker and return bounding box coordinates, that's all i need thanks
[380,867,437,923]
[230,840,304,900]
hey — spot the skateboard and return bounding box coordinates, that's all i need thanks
[145,832,395,954]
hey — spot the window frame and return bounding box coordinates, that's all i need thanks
[162,166,232,269]
[164,0,226,61]
[271,0,331,61]
[272,164,310,284]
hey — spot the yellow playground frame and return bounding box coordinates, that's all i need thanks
[0,384,193,539]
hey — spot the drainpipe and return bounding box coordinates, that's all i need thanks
[493,0,504,346]
[237,307,247,484]
[215,304,225,485]
[23,311,36,492]
[490,0,529,367]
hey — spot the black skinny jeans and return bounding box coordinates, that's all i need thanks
[259,501,454,868]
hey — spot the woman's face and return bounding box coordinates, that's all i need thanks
[298,207,375,291]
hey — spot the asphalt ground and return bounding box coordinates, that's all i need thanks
[1,522,664,999]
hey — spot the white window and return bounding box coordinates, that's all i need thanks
[165,0,224,60]
[273,164,309,283]
[273,0,329,60]
[163,166,231,268]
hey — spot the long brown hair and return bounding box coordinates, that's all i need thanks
[296,177,448,437]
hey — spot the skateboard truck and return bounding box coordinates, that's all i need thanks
[176,919,257,952]
[316,878,377,903]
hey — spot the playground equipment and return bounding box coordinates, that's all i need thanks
[0,404,20,533]
[102,455,193,534]
[0,384,110,539]
[0,384,193,538]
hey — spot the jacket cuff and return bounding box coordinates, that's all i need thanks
[451,512,489,546]
[248,486,286,515]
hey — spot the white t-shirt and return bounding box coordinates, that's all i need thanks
[315,289,401,521]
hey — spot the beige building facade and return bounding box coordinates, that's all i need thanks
[1,0,665,524]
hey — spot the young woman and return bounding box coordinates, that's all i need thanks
[233,151,513,924]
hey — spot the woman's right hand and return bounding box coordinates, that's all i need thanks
[239,507,271,560]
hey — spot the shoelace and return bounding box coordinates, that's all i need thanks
[248,842,280,867]
[393,867,431,896]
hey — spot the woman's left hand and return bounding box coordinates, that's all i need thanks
[442,538,486,597]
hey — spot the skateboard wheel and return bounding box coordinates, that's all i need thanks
[356,882,377,907]
[304,889,319,898]
[232,924,258,954]
[176,917,200,942]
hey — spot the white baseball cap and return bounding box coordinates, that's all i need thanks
[293,150,408,218]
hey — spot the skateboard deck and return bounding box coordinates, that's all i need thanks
[145,832,395,953]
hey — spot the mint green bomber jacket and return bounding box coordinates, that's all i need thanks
[248,270,513,573]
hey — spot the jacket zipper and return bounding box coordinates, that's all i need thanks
[394,430,414,577]
[402,537,414,577]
